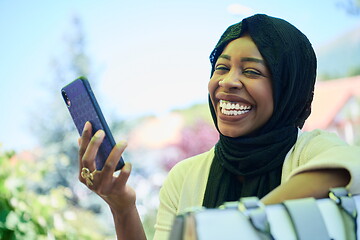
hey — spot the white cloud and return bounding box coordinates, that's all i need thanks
[227,4,254,16]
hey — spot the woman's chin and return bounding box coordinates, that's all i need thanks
[218,125,248,138]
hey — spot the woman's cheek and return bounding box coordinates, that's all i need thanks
[208,76,218,92]
[208,79,218,104]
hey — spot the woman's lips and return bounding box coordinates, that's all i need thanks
[215,92,253,106]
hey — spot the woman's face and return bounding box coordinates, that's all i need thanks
[208,35,273,137]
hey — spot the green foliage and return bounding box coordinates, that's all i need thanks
[348,66,360,77]
[173,103,214,126]
[0,149,113,240]
[317,72,340,81]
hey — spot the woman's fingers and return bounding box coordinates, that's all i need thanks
[99,141,128,189]
[77,122,132,198]
[78,121,92,170]
[78,122,93,184]
[81,129,105,172]
[115,162,132,188]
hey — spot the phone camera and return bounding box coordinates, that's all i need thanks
[61,90,71,108]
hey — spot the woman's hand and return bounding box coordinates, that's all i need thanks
[78,122,146,240]
[78,121,135,215]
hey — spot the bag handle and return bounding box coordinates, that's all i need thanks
[329,187,357,240]
[283,197,330,240]
[232,197,275,240]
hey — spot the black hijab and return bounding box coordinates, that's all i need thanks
[203,14,317,208]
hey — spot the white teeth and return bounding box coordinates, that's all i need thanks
[221,108,250,116]
[219,100,252,115]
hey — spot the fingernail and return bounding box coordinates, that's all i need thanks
[122,162,132,173]
[83,121,90,132]
[95,130,105,138]
[116,140,127,148]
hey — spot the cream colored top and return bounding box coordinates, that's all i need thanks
[153,129,360,240]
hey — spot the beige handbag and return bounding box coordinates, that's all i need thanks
[169,188,358,240]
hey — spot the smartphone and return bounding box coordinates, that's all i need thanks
[61,76,124,171]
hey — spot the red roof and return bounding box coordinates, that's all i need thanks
[303,75,360,130]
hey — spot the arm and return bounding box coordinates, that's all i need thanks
[111,206,146,240]
[100,163,146,240]
[261,168,350,205]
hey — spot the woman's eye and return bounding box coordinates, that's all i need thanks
[215,65,229,71]
[243,69,262,78]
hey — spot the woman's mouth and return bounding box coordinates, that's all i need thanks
[219,100,252,116]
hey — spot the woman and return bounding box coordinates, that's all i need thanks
[78,14,360,240]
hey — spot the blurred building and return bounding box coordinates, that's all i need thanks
[303,75,360,145]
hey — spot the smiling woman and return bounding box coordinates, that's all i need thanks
[208,35,273,138]
[75,14,360,240]
[202,14,318,209]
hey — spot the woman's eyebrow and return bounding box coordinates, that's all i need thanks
[218,54,231,60]
[241,57,265,65]
[218,55,265,65]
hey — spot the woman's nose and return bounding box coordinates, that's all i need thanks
[218,71,243,89]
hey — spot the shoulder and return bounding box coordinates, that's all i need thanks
[286,129,348,163]
[296,129,347,148]
[294,129,358,161]
[154,149,215,240]
[159,147,215,208]
[282,129,360,194]
[285,128,356,165]
[157,148,215,217]
[166,147,215,183]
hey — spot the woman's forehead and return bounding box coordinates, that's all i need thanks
[218,37,265,66]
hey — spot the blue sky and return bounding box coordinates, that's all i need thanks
[1,0,359,151]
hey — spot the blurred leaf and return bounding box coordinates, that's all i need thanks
[0,147,114,239]
[4,211,18,230]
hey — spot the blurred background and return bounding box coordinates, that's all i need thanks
[0,0,359,239]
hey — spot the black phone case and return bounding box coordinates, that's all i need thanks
[61,77,124,171]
